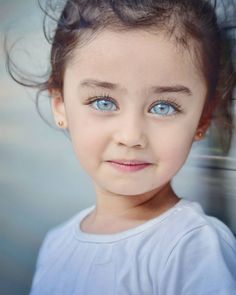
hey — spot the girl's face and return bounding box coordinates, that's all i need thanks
[52,30,208,196]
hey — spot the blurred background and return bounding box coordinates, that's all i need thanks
[0,0,235,294]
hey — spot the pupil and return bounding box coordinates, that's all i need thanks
[157,104,168,113]
[99,100,111,109]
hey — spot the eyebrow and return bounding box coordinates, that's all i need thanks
[150,85,192,96]
[80,79,119,91]
[79,79,193,96]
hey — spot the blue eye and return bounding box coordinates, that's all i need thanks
[90,98,117,112]
[150,102,176,116]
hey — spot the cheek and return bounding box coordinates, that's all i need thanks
[70,134,98,174]
[68,116,106,169]
[151,121,197,163]
[71,128,98,154]
[149,128,195,184]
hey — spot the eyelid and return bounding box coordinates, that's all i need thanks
[85,94,119,111]
[148,99,183,113]
[84,94,183,114]
[85,93,116,103]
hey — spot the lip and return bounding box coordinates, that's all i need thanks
[106,159,152,172]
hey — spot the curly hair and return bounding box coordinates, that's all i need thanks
[7,0,236,137]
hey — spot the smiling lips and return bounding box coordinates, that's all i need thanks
[107,160,152,172]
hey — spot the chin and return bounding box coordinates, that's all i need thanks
[103,184,159,197]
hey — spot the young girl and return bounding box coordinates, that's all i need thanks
[11,0,236,294]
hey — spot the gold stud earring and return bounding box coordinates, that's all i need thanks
[58,121,64,127]
[197,131,203,138]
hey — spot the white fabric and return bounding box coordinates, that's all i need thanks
[29,199,236,295]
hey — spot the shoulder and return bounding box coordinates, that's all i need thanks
[157,199,236,294]
[168,199,236,261]
[36,206,94,266]
[162,199,236,252]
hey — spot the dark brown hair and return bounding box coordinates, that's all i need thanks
[7,0,236,137]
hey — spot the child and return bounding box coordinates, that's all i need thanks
[11,0,236,294]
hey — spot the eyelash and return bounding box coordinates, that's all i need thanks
[84,93,117,111]
[149,99,183,115]
[84,93,183,116]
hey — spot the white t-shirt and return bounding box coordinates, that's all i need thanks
[29,199,236,295]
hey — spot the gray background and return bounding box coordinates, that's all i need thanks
[0,1,235,294]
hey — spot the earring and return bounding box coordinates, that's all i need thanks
[58,120,64,127]
[197,130,204,138]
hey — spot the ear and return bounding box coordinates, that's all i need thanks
[194,101,215,141]
[50,90,68,129]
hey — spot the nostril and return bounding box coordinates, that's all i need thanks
[116,134,147,148]
[113,120,147,148]
[118,142,142,148]
[133,143,143,148]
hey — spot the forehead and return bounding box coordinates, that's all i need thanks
[66,29,206,95]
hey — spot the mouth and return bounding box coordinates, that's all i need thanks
[106,159,152,172]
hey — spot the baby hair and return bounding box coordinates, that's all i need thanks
[7,3,236,294]
[7,0,236,132]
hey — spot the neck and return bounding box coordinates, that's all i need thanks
[80,182,180,234]
[92,182,179,221]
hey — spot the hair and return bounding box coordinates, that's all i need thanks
[6,0,236,149]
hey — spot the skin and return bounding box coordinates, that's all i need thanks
[51,29,210,234]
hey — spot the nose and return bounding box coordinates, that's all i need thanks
[113,112,147,148]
